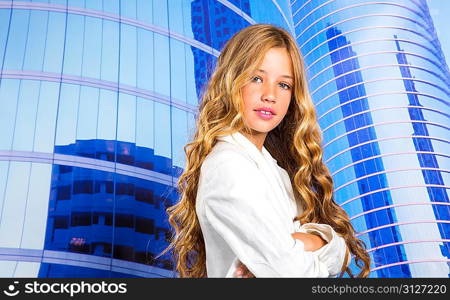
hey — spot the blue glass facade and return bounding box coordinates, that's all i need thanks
[292,0,450,277]
[0,0,294,277]
[1,0,448,278]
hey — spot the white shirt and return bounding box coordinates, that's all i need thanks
[195,132,350,277]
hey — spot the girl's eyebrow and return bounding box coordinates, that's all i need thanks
[257,68,293,80]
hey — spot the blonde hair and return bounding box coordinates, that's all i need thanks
[160,24,371,278]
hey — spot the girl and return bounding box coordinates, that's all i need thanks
[162,24,371,278]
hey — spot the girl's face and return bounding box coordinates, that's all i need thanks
[241,47,293,147]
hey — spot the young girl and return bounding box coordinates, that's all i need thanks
[162,24,371,278]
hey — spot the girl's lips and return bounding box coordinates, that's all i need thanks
[254,110,274,120]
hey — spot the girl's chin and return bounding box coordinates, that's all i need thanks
[243,120,279,134]
[248,127,275,134]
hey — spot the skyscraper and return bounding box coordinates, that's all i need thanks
[2,0,448,279]
[0,0,294,277]
[291,0,449,277]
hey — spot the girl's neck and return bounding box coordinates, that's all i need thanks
[240,130,267,152]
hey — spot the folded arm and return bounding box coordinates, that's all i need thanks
[199,150,331,277]
[236,226,350,278]
[296,222,351,277]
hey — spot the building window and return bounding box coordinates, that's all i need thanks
[135,160,153,170]
[69,237,90,253]
[95,181,114,194]
[113,245,134,260]
[59,165,73,174]
[73,180,94,194]
[155,227,171,242]
[134,251,154,264]
[57,186,71,200]
[96,151,115,162]
[135,187,154,204]
[53,216,69,229]
[115,214,134,228]
[104,213,113,226]
[116,183,134,196]
[71,213,92,226]
[135,217,154,234]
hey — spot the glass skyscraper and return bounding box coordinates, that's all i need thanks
[292,0,449,277]
[1,0,448,278]
[0,0,294,277]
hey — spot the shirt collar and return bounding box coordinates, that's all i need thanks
[218,131,297,218]
[217,131,278,167]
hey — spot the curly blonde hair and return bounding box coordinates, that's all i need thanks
[160,24,371,278]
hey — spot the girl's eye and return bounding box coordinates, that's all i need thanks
[251,76,291,89]
[252,76,262,83]
[280,83,291,90]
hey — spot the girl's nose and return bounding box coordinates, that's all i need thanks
[261,83,276,103]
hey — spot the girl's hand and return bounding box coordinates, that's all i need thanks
[291,232,327,251]
[234,262,255,278]
[232,232,327,278]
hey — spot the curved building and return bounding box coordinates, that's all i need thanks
[292,0,450,277]
[0,0,294,277]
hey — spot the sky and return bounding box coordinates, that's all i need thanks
[427,0,450,68]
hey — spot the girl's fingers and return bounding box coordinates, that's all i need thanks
[234,262,255,278]
[234,263,246,277]
[242,266,255,278]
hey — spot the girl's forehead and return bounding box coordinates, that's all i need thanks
[257,49,293,74]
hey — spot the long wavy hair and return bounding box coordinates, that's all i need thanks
[160,24,371,278]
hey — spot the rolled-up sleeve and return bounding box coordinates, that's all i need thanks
[199,150,330,277]
[296,222,351,277]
